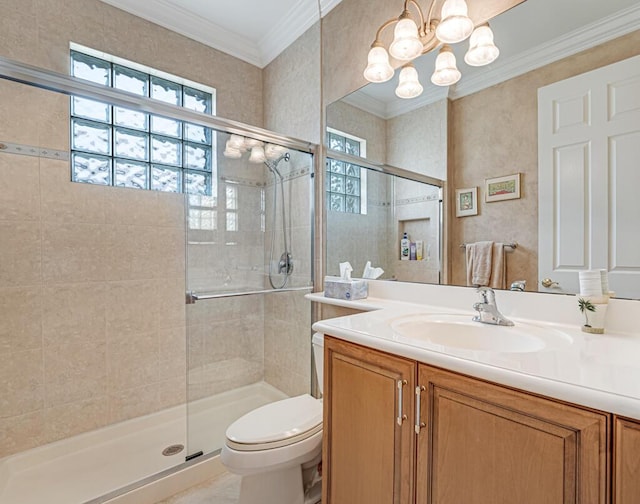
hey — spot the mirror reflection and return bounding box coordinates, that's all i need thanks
[325,0,640,299]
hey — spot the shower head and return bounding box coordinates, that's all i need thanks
[264,152,290,180]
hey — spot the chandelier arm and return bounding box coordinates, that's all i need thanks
[373,17,400,44]
[405,0,427,36]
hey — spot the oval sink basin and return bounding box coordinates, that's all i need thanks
[390,313,572,353]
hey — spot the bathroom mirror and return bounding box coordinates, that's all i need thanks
[323,0,640,299]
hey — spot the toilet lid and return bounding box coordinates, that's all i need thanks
[226,394,322,451]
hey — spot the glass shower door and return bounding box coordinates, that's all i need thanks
[185,130,314,458]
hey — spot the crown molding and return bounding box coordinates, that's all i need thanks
[99,0,263,66]
[341,91,387,119]
[99,0,326,69]
[320,0,343,17]
[386,86,449,118]
[451,4,640,100]
[260,0,322,67]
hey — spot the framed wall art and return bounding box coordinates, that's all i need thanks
[485,173,521,202]
[455,187,478,217]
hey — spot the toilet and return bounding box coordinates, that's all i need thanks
[220,333,324,504]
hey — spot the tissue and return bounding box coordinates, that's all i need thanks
[362,261,384,279]
[325,261,368,300]
[339,261,353,281]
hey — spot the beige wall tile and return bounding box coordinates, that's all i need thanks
[44,341,107,406]
[104,225,185,281]
[109,383,160,424]
[40,158,105,224]
[107,331,159,392]
[42,282,106,347]
[37,92,69,151]
[105,280,159,336]
[0,154,40,221]
[44,396,109,443]
[0,221,41,287]
[0,287,42,355]
[0,349,43,418]
[155,278,187,329]
[42,222,108,283]
[0,411,45,459]
[159,326,187,379]
[158,376,186,410]
[0,83,42,147]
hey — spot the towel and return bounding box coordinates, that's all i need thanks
[489,242,506,290]
[466,241,494,286]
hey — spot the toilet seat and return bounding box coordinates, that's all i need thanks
[226,394,322,451]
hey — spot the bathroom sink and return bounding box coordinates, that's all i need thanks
[390,313,572,353]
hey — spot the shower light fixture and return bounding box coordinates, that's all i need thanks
[223,135,288,163]
[363,0,503,98]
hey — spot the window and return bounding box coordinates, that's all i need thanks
[326,128,367,214]
[70,48,216,196]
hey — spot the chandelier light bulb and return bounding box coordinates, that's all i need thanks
[249,145,266,164]
[228,134,246,151]
[436,0,474,44]
[431,45,461,86]
[464,24,499,66]
[223,142,242,159]
[395,63,424,99]
[389,16,423,61]
[363,44,394,83]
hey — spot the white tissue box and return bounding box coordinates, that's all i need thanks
[324,276,368,301]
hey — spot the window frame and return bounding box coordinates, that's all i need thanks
[69,44,217,197]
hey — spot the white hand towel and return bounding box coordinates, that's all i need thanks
[489,242,506,289]
[466,241,494,286]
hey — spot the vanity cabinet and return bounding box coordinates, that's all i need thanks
[323,336,611,504]
[322,336,415,504]
[614,417,640,503]
[416,364,609,504]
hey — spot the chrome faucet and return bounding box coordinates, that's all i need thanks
[472,287,514,326]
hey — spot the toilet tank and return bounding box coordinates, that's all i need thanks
[312,333,324,395]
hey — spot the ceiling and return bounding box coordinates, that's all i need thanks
[98,0,341,68]
[98,0,639,112]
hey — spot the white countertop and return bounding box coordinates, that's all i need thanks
[308,292,640,419]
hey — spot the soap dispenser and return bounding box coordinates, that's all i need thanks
[400,232,410,261]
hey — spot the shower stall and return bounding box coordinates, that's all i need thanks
[0,57,315,504]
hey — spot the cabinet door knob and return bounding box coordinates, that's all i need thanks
[415,385,426,434]
[397,380,407,426]
[540,278,559,288]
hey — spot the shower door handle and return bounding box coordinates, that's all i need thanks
[396,380,407,426]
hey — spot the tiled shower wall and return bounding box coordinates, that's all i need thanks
[0,0,264,459]
[0,145,186,459]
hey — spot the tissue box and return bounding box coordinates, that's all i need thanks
[324,276,368,301]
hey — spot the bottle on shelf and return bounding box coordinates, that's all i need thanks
[401,232,410,260]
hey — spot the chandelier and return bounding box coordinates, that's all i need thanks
[364,0,500,99]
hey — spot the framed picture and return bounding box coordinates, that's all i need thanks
[455,187,478,217]
[485,173,521,202]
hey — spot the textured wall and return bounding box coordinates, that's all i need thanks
[0,0,265,458]
[264,23,322,145]
[449,31,640,289]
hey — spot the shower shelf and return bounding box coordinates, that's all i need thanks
[186,286,313,304]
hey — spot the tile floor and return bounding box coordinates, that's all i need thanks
[155,472,241,504]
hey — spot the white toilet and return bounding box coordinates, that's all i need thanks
[220,333,324,504]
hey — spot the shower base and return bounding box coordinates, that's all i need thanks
[0,381,286,504]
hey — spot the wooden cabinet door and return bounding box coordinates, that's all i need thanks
[614,417,640,504]
[323,336,416,504]
[416,364,609,504]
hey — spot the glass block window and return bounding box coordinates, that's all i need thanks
[326,128,367,214]
[70,49,216,196]
[225,184,238,232]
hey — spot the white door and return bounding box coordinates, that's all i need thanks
[538,55,640,299]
